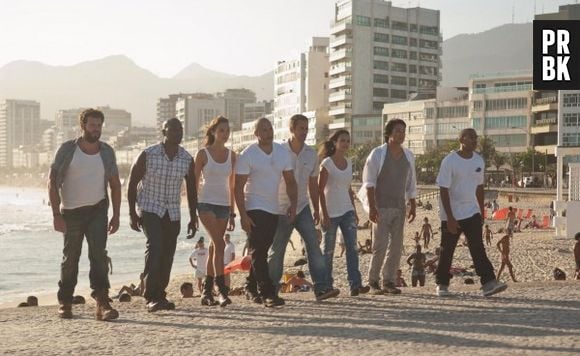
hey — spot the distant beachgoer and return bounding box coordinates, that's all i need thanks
[115,273,145,298]
[180,282,194,299]
[358,239,372,254]
[127,118,197,313]
[359,119,418,296]
[284,271,314,293]
[337,230,346,258]
[421,217,433,249]
[48,108,120,321]
[223,234,236,288]
[553,267,566,281]
[407,245,427,287]
[435,128,507,297]
[189,239,209,295]
[414,231,421,245]
[492,200,499,213]
[484,224,493,246]
[17,296,38,307]
[496,234,517,282]
[424,201,432,211]
[574,232,580,280]
[425,247,440,274]
[395,269,407,288]
[505,206,516,237]
[105,251,113,275]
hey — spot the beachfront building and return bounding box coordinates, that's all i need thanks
[328,0,441,141]
[382,87,469,155]
[223,89,257,131]
[273,36,330,143]
[157,93,198,131]
[243,101,273,124]
[0,99,41,168]
[176,94,225,140]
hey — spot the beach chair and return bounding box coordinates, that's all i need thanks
[525,209,533,219]
[492,208,508,220]
[517,209,523,219]
[541,215,550,229]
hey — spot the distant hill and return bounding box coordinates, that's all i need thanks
[0,55,274,126]
[0,23,533,126]
[441,23,532,86]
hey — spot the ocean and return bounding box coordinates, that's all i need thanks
[0,186,247,306]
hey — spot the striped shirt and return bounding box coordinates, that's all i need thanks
[137,143,193,221]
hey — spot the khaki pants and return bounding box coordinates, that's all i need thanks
[368,208,405,286]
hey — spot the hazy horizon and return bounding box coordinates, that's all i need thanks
[0,0,576,78]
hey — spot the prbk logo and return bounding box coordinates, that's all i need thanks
[533,20,580,90]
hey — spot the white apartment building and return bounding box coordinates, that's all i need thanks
[469,71,533,154]
[176,94,225,139]
[328,0,441,137]
[273,37,330,143]
[243,101,273,124]
[0,99,41,167]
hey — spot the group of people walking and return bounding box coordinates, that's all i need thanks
[48,108,507,321]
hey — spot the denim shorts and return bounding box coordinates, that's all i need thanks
[197,202,230,219]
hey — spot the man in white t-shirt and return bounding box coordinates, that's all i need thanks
[435,128,507,297]
[235,117,297,308]
[223,234,236,287]
[189,239,209,295]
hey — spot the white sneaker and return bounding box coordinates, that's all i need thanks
[436,285,452,297]
[482,279,508,297]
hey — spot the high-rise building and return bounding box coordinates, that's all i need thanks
[535,3,580,20]
[0,99,40,167]
[273,37,330,142]
[328,0,441,137]
[176,94,225,139]
[157,93,198,131]
[55,106,132,145]
[223,88,257,130]
[243,100,273,124]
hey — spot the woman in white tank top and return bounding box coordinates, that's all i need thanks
[194,116,236,307]
[318,130,369,296]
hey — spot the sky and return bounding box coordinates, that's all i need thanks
[0,0,577,77]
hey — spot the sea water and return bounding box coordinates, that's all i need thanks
[0,186,247,306]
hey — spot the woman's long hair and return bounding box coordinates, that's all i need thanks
[204,116,229,147]
[318,129,350,159]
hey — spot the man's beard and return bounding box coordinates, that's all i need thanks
[83,132,100,143]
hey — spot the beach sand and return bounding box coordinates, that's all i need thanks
[1,192,579,354]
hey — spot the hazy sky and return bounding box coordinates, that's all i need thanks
[0,0,576,77]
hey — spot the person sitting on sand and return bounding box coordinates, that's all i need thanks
[553,267,566,281]
[17,296,39,307]
[395,269,407,287]
[497,234,517,282]
[407,245,427,287]
[116,273,145,298]
[424,201,432,210]
[425,247,440,274]
[284,271,314,293]
[180,282,194,298]
[574,232,580,280]
[420,217,433,249]
[484,224,493,246]
[413,231,421,246]
[358,239,372,254]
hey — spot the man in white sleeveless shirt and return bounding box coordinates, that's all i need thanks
[49,108,121,321]
[128,118,198,312]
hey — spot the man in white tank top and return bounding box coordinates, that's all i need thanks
[48,108,121,321]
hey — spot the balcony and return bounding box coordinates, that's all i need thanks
[531,117,558,134]
[329,77,352,89]
[330,35,353,48]
[532,96,558,112]
[329,63,352,76]
[329,105,352,117]
[329,119,350,130]
[330,48,352,62]
[330,19,352,35]
[329,90,352,103]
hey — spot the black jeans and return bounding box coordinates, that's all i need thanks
[141,211,180,303]
[245,210,278,299]
[435,213,496,286]
[58,200,109,304]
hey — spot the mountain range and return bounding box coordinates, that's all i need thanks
[0,23,532,126]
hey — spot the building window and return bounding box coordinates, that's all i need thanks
[420,66,437,75]
[410,38,418,47]
[436,106,468,118]
[410,51,417,60]
[410,24,418,33]
[409,65,417,74]
[420,39,438,49]
[373,60,389,71]
[391,62,407,73]
[484,98,528,111]
[391,49,407,58]
[374,74,389,84]
[563,133,580,146]
[392,21,408,31]
[391,76,407,85]
[374,46,389,56]
[355,15,371,26]
[420,25,439,35]
[391,89,407,99]
[373,88,389,97]
[489,134,526,147]
[484,116,527,129]
[563,113,580,127]
[563,93,580,107]
[472,117,481,128]
[392,35,408,45]
[472,100,483,111]
[374,17,389,28]
[374,33,390,43]
[419,52,438,62]
[373,102,387,111]
[409,78,417,86]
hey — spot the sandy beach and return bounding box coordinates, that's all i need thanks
[1,191,579,354]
